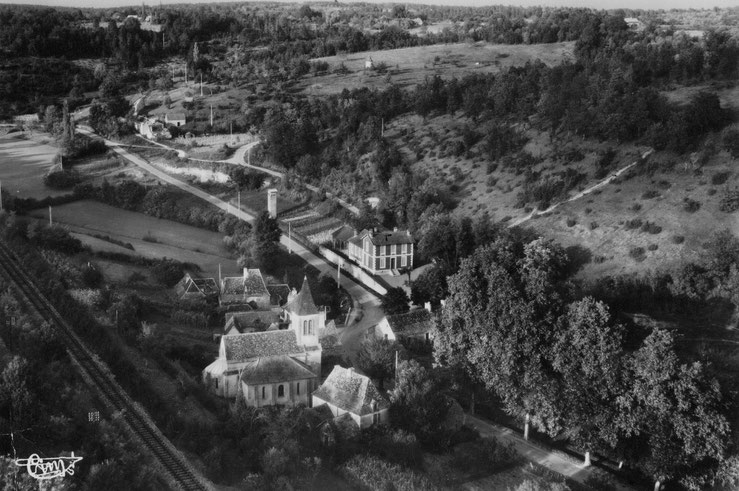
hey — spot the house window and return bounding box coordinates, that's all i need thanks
[215,379,219,389]
[278,385,284,397]
[373,412,380,424]
[297,383,300,395]
[425,332,430,342]
[303,320,307,334]
[309,320,313,334]
[380,258,386,269]
[262,386,266,399]
[304,320,313,335]
[384,334,388,340]
[401,256,406,267]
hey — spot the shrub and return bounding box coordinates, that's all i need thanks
[629,247,646,262]
[566,218,576,227]
[590,221,599,230]
[624,218,643,230]
[708,188,717,196]
[150,259,184,287]
[340,454,438,491]
[642,189,660,199]
[44,169,80,189]
[647,244,658,251]
[641,221,662,234]
[672,235,685,244]
[712,171,732,185]
[719,188,739,212]
[683,198,701,213]
[631,203,642,212]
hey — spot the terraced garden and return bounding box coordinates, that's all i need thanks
[280,207,345,245]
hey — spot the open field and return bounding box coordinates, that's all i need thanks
[298,41,574,95]
[0,132,67,198]
[28,200,238,277]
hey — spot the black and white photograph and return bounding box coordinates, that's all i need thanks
[0,0,737,489]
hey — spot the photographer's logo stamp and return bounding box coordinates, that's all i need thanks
[14,453,83,480]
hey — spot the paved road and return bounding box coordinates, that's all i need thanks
[465,415,635,491]
[509,149,653,228]
[77,127,382,354]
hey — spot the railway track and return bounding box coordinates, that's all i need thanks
[0,242,209,491]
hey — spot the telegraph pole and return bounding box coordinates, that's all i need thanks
[48,205,52,226]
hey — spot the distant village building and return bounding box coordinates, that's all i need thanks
[346,228,414,275]
[165,113,186,127]
[624,17,644,31]
[331,225,356,251]
[203,276,324,404]
[373,305,435,346]
[312,365,390,429]
[135,117,170,140]
[365,57,374,69]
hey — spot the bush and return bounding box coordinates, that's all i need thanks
[624,218,643,230]
[44,169,80,189]
[340,454,438,491]
[631,203,642,212]
[712,171,732,185]
[672,235,685,244]
[566,218,576,227]
[641,221,662,234]
[642,189,660,199]
[683,198,701,213]
[719,188,739,212]
[629,246,646,262]
[150,259,184,287]
[647,244,658,251]
[590,221,599,230]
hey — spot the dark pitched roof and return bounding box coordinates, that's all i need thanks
[167,112,186,121]
[223,330,304,362]
[386,309,434,336]
[286,276,318,316]
[349,229,414,247]
[192,277,219,296]
[305,403,335,427]
[239,355,316,385]
[224,311,280,334]
[312,365,389,416]
[221,269,269,304]
[368,229,413,246]
[267,284,291,306]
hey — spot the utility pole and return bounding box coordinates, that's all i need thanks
[48,205,52,226]
[0,180,3,212]
[185,65,188,86]
[381,118,384,137]
[210,105,213,127]
[237,190,241,211]
[288,222,292,254]
[337,260,341,284]
[200,74,203,97]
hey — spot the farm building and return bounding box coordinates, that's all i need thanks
[220,268,271,310]
[373,306,435,346]
[165,112,186,127]
[346,228,414,275]
[174,273,218,302]
[312,365,389,429]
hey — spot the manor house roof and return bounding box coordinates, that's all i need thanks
[312,365,389,416]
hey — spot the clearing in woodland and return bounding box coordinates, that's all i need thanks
[299,41,574,95]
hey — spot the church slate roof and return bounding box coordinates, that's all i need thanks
[312,365,389,416]
[286,276,318,316]
[239,355,316,385]
[223,330,304,362]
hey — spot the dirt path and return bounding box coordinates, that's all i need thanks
[465,415,636,491]
[509,149,653,228]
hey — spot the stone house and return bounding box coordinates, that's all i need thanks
[312,365,390,429]
[220,268,271,310]
[346,228,414,275]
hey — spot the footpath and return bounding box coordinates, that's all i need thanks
[466,414,636,490]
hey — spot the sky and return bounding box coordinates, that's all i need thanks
[0,0,738,10]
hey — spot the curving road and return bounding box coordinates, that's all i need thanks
[77,127,382,355]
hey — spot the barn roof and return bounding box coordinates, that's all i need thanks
[312,365,389,416]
